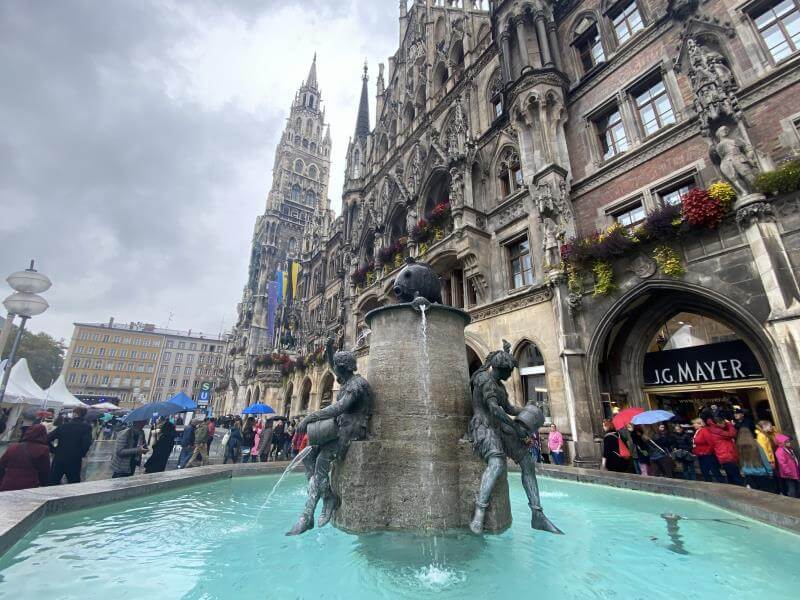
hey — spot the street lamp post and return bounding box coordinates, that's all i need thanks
[0,261,51,404]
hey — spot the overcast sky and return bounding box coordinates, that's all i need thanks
[0,0,398,343]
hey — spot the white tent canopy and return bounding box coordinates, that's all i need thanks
[1,358,49,405]
[93,402,123,411]
[43,374,88,409]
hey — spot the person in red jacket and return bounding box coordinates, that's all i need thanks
[706,415,743,485]
[0,424,51,491]
[692,417,725,483]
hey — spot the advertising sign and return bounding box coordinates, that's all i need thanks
[643,340,762,387]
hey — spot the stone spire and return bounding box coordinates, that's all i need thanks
[306,53,318,90]
[355,62,370,140]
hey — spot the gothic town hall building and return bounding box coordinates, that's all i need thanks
[222,0,800,464]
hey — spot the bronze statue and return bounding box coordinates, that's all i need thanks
[468,340,562,535]
[287,337,371,535]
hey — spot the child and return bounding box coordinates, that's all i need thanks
[775,434,799,498]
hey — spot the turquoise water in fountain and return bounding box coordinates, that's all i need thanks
[0,474,797,599]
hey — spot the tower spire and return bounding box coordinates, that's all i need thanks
[355,61,370,139]
[306,53,318,90]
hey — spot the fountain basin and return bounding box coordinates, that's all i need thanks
[0,472,797,599]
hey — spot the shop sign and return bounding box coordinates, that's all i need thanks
[643,340,763,386]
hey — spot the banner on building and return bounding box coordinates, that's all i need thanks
[267,280,278,343]
[275,270,284,303]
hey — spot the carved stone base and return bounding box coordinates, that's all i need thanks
[733,192,767,212]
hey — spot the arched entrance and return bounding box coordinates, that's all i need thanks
[252,385,260,406]
[299,377,312,415]
[588,282,790,433]
[320,371,335,408]
[466,345,482,377]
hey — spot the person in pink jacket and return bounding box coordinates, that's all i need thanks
[775,434,799,498]
[547,424,565,465]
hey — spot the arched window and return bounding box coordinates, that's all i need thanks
[403,102,415,130]
[571,14,606,76]
[305,190,316,205]
[518,342,549,420]
[294,159,304,173]
[352,149,361,178]
[434,62,449,94]
[308,165,318,179]
[305,119,313,135]
[303,139,309,149]
[295,117,302,131]
[291,184,301,202]
[310,142,317,153]
[497,147,523,198]
[287,237,297,255]
[450,40,465,74]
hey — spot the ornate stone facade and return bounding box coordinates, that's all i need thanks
[224,0,800,461]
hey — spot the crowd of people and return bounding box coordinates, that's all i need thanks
[600,406,799,498]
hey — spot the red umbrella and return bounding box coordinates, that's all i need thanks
[612,407,644,431]
[612,407,644,459]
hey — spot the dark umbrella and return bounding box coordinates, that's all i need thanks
[122,401,185,424]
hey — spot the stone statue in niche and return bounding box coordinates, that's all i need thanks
[686,38,740,136]
[405,205,418,236]
[467,340,562,535]
[287,336,372,535]
[710,125,759,196]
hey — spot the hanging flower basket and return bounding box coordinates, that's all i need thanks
[410,218,431,243]
[428,201,451,226]
[681,188,725,229]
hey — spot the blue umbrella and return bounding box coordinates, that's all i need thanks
[167,391,197,410]
[242,402,275,415]
[122,401,185,423]
[631,410,676,425]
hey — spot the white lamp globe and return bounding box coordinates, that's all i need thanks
[7,268,52,294]
[3,292,49,318]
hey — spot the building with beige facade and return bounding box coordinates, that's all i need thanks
[63,319,230,411]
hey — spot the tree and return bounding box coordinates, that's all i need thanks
[1,324,66,389]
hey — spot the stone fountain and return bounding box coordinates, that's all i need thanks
[332,260,511,533]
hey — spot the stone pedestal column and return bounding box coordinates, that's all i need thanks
[333,304,511,533]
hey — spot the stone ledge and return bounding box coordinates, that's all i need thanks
[530,464,800,534]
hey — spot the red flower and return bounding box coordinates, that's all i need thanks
[681,189,724,229]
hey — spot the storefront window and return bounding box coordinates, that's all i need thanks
[518,342,550,422]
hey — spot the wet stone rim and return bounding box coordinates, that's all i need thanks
[1,463,799,558]
[365,302,472,328]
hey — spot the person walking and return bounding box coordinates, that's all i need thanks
[177,420,196,469]
[630,425,651,476]
[775,434,799,498]
[646,423,675,478]
[270,420,285,460]
[283,420,295,459]
[258,420,274,462]
[736,425,775,492]
[206,418,216,456]
[223,419,243,464]
[671,423,696,480]
[0,424,51,491]
[187,419,209,467]
[692,417,725,483]
[47,406,93,485]
[110,421,148,478]
[144,420,177,473]
[547,423,565,466]
[706,415,742,485]
[241,417,256,463]
[601,420,630,473]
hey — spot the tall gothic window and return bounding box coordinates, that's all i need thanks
[305,190,316,205]
[294,159,304,173]
[594,106,629,160]
[517,342,550,420]
[291,184,301,202]
[507,236,533,289]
